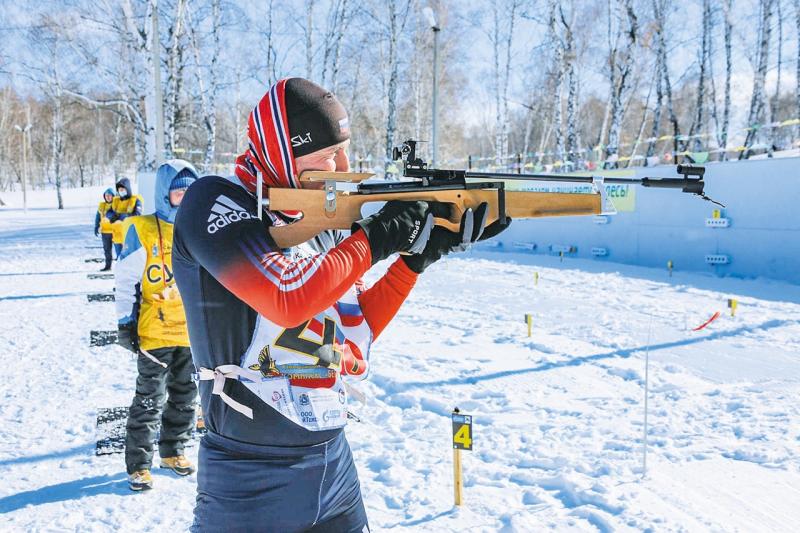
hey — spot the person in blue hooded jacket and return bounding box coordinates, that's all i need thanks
[115,159,199,491]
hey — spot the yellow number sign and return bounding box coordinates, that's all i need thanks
[452,413,473,451]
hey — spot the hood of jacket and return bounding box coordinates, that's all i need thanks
[102,188,115,203]
[115,178,133,199]
[155,159,198,223]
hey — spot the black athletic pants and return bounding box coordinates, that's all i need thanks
[101,233,113,269]
[125,346,198,474]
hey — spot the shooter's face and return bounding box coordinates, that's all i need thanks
[294,140,351,190]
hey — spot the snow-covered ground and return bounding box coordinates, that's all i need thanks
[1,189,799,532]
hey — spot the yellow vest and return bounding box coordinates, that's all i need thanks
[111,195,144,244]
[97,202,114,234]
[126,215,190,350]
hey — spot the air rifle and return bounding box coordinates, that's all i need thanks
[266,139,722,249]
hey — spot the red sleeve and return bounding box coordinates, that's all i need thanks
[175,177,376,329]
[220,231,373,328]
[357,257,418,339]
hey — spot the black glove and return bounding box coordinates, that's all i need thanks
[117,321,139,354]
[352,200,435,264]
[402,202,512,273]
[94,228,100,237]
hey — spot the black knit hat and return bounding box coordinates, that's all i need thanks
[284,78,350,158]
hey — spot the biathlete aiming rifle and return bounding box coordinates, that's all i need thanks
[266,139,722,249]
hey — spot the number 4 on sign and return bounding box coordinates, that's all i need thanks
[453,424,472,449]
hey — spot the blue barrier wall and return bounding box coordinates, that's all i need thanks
[491,156,800,284]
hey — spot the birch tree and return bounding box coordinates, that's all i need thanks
[372,0,412,174]
[604,0,638,165]
[794,0,800,128]
[742,0,775,158]
[796,0,800,137]
[490,0,519,166]
[67,0,161,171]
[559,3,580,164]
[22,16,72,207]
[688,0,712,152]
[648,0,681,155]
[710,0,733,160]
[547,0,565,164]
[772,0,783,121]
[187,0,222,170]
[320,0,351,91]
[304,0,315,79]
[164,0,188,155]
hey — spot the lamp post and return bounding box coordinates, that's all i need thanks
[14,122,32,213]
[423,7,440,167]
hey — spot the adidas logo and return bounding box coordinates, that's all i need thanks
[207,195,253,234]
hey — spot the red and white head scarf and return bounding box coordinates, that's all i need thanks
[235,79,299,195]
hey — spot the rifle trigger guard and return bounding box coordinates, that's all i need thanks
[324,180,337,216]
[592,175,617,215]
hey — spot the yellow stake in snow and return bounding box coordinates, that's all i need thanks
[451,409,472,506]
[525,313,532,337]
[728,298,738,317]
[534,272,539,286]
[667,260,673,277]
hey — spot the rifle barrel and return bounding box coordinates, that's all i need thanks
[462,171,700,190]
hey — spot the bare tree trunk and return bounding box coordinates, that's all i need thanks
[629,65,655,166]
[52,92,64,209]
[559,4,580,165]
[651,0,680,154]
[412,22,423,143]
[721,7,732,158]
[605,0,638,165]
[646,51,663,159]
[742,0,775,158]
[773,0,783,121]
[689,0,711,152]
[330,0,350,91]
[321,0,349,89]
[597,0,617,148]
[796,0,800,140]
[305,0,315,79]
[491,1,519,166]
[164,0,187,156]
[186,0,221,170]
[121,0,158,170]
[265,0,277,84]
[384,0,400,174]
[548,0,564,164]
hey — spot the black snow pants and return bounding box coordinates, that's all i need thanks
[125,346,197,474]
[101,233,113,269]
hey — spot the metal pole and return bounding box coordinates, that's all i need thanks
[21,128,27,213]
[642,319,652,479]
[14,123,30,213]
[431,26,440,167]
[151,0,165,166]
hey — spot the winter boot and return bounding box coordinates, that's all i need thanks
[128,469,153,491]
[160,455,195,476]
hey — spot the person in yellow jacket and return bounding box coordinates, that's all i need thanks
[108,177,143,259]
[93,188,116,271]
[115,160,199,491]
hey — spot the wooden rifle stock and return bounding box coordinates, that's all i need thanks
[267,186,601,249]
